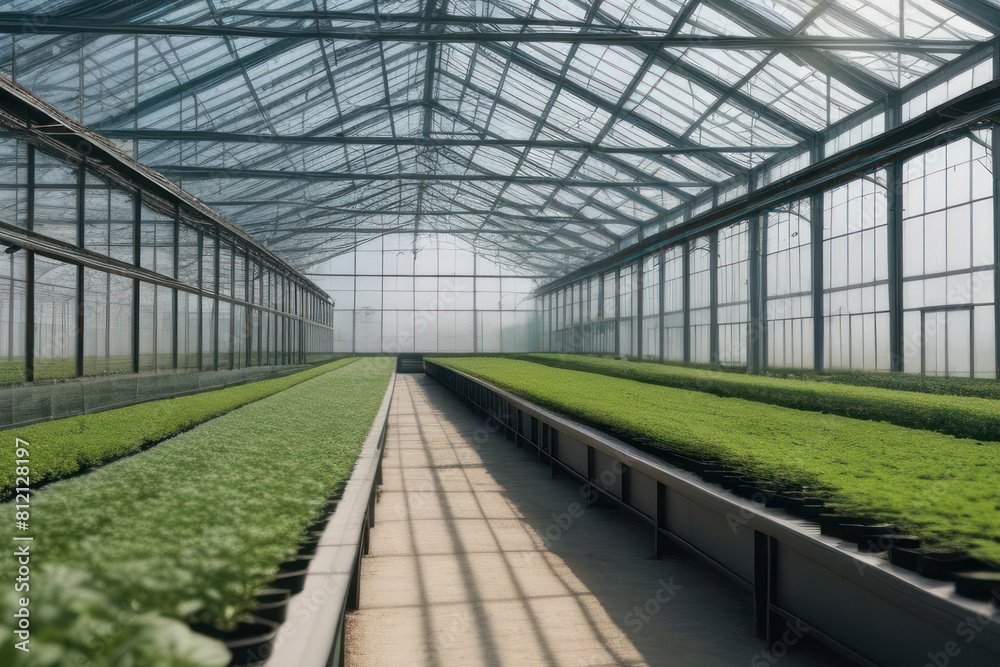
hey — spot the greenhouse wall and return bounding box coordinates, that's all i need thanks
[0,131,336,388]
[540,60,1000,379]
[306,235,541,354]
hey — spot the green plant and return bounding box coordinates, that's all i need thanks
[0,358,358,497]
[0,566,229,667]
[0,357,395,631]
[432,357,1000,565]
[514,354,1000,443]
[525,353,1000,399]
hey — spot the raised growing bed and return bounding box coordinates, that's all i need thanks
[515,353,1000,442]
[0,357,359,497]
[426,358,1000,666]
[0,356,395,666]
[433,357,1000,567]
[265,367,395,667]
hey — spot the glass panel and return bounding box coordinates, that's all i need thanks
[0,243,27,386]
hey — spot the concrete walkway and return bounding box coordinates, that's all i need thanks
[345,374,842,667]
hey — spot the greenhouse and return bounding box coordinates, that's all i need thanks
[1,0,1000,665]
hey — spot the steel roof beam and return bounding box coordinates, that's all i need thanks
[931,0,1000,32]
[541,78,1000,291]
[0,17,978,52]
[152,168,705,186]
[483,42,762,174]
[97,35,388,129]
[704,0,895,102]
[96,128,791,153]
[431,103,664,226]
[433,71,708,194]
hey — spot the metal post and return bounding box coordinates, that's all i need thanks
[810,139,825,371]
[754,531,779,642]
[213,229,220,371]
[229,242,235,370]
[682,241,691,364]
[636,260,644,359]
[709,231,719,365]
[654,482,668,558]
[885,94,905,373]
[886,180,904,371]
[761,215,770,369]
[255,261,262,366]
[748,215,764,373]
[274,271,280,364]
[171,205,179,370]
[614,267,621,357]
[473,251,479,353]
[245,251,252,367]
[196,228,203,370]
[597,276,604,352]
[24,144,34,383]
[75,161,85,377]
[131,190,140,374]
[659,248,666,362]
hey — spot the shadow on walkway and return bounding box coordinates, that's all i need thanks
[346,374,843,667]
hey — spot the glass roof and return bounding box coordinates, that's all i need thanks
[0,0,993,276]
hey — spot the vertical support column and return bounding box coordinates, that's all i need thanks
[709,231,719,365]
[171,205,179,370]
[281,274,290,365]
[654,482,668,558]
[613,267,621,357]
[131,191,141,374]
[886,178,905,370]
[75,161,85,378]
[748,215,764,373]
[620,463,631,506]
[196,228,203,371]
[762,218,770,369]
[636,259,644,359]
[811,201,825,372]
[473,251,479,354]
[229,242,236,370]
[597,275,604,353]
[257,262,263,365]
[213,230,220,371]
[245,249,251,368]
[659,248,666,362]
[275,271,281,364]
[24,144,34,383]
[810,139,825,371]
[682,241,691,363]
[585,445,596,506]
[299,285,306,364]
[886,95,905,373]
[754,531,780,643]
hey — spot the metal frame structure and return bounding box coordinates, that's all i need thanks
[0,75,336,384]
[541,35,1000,378]
[0,0,992,277]
[0,1,998,368]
